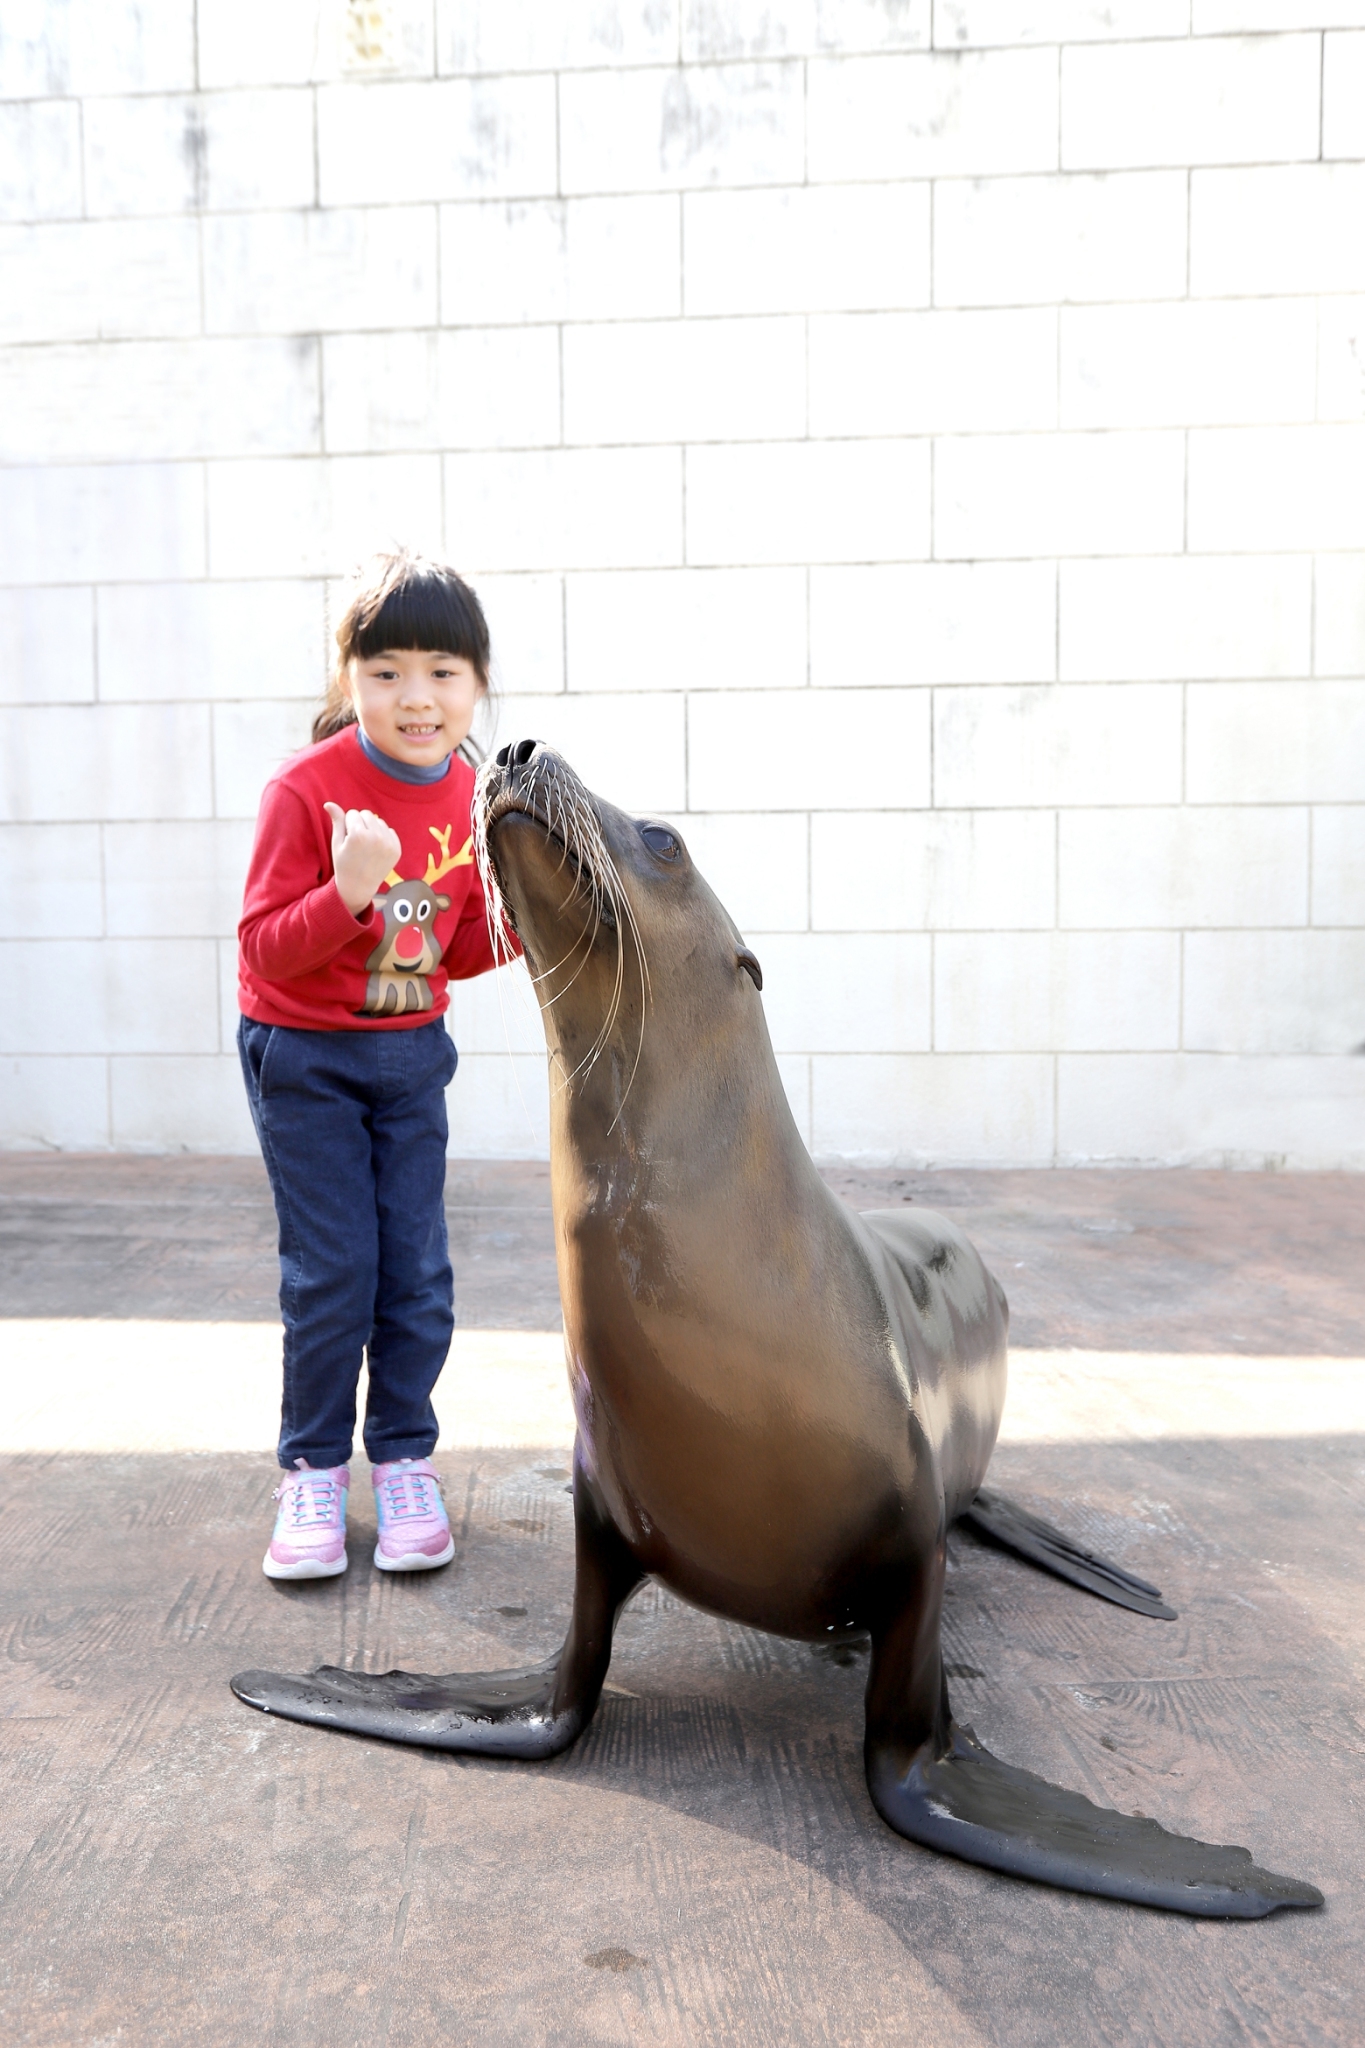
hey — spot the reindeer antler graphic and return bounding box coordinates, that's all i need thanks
[424,824,474,886]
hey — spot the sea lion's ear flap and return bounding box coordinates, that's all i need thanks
[737,947,763,992]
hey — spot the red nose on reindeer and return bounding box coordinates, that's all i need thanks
[393,927,425,962]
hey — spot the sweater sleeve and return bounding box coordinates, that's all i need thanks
[441,859,523,981]
[238,778,380,981]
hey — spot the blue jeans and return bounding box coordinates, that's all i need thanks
[237,1016,458,1470]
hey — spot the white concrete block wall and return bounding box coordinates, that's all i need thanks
[1,0,1363,1165]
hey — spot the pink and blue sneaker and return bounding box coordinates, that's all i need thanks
[263,1461,349,1580]
[372,1458,455,1572]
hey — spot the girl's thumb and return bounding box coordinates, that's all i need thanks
[323,801,345,838]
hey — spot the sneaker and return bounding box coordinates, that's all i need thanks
[372,1458,455,1572]
[263,1461,349,1580]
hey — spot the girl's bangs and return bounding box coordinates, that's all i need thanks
[351,573,488,667]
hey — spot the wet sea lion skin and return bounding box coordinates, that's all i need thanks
[232,745,1322,1920]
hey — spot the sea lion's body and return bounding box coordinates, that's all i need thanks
[233,744,1320,1919]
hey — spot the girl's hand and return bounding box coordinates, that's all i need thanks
[323,802,403,916]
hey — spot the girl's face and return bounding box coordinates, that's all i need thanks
[346,649,485,767]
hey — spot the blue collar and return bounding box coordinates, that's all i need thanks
[356,726,453,785]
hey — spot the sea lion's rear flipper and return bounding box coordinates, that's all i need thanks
[867,1722,1324,1918]
[230,1466,644,1759]
[958,1487,1177,1621]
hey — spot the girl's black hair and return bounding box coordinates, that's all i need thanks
[313,549,492,747]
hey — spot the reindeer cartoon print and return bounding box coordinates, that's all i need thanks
[359,823,474,1017]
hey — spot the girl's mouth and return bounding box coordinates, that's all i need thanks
[398,723,440,741]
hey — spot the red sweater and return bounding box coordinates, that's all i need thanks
[238,726,514,1031]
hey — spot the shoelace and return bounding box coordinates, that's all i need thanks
[273,1468,342,1530]
[378,1466,442,1523]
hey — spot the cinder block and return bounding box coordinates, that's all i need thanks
[478,574,565,695]
[685,184,929,317]
[0,938,218,1055]
[1060,557,1312,680]
[935,931,1181,1051]
[563,317,805,444]
[484,690,687,813]
[1060,300,1316,430]
[198,0,435,86]
[934,170,1187,307]
[686,441,930,565]
[322,329,561,454]
[566,568,807,693]
[0,0,194,98]
[668,812,810,930]
[446,449,682,574]
[1316,297,1365,422]
[811,1052,1055,1164]
[1313,554,1365,674]
[440,0,680,69]
[1191,165,1365,296]
[1063,35,1320,171]
[1059,807,1310,929]
[1187,681,1365,802]
[810,563,1055,688]
[1312,806,1365,925]
[83,89,315,217]
[758,933,932,1052]
[0,219,201,343]
[935,683,1182,808]
[560,62,805,193]
[1185,931,1365,1054]
[0,101,81,220]
[1058,1053,1365,1169]
[684,0,817,56]
[811,809,1057,930]
[1188,426,1365,551]
[0,824,103,936]
[204,207,438,336]
[937,0,1188,40]
[0,704,211,823]
[814,0,932,51]
[111,1054,259,1152]
[808,48,1058,180]
[444,958,544,1056]
[445,1053,550,1160]
[0,1056,110,1150]
[809,310,1056,437]
[1195,2,1365,24]
[0,587,95,704]
[934,432,1185,559]
[689,688,931,810]
[0,463,205,585]
[97,581,327,703]
[103,820,256,938]
[1324,31,1365,155]
[212,700,315,821]
[317,77,557,207]
[207,454,443,579]
[0,338,321,464]
[441,197,681,324]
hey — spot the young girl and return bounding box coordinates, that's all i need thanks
[237,549,515,1581]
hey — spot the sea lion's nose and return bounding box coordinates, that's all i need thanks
[495,739,541,771]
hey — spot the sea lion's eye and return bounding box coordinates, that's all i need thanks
[639,824,679,861]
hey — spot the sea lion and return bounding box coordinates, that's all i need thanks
[232,742,1321,1919]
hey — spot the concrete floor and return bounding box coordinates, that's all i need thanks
[0,1157,1362,2045]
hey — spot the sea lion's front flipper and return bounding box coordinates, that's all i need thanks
[867,1722,1323,1918]
[958,1488,1177,1620]
[230,1464,644,1761]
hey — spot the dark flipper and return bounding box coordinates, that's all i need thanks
[868,1722,1323,1918]
[230,1464,644,1761]
[863,1539,1321,1917]
[958,1487,1177,1621]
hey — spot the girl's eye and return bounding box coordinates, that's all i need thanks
[417,900,432,921]
[640,824,680,861]
[393,900,414,923]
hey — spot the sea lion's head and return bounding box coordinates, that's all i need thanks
[474,740,763,1108]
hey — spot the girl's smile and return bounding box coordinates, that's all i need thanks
[347,648,485,767]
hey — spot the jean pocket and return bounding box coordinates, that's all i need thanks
[240,1018,280,1097]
